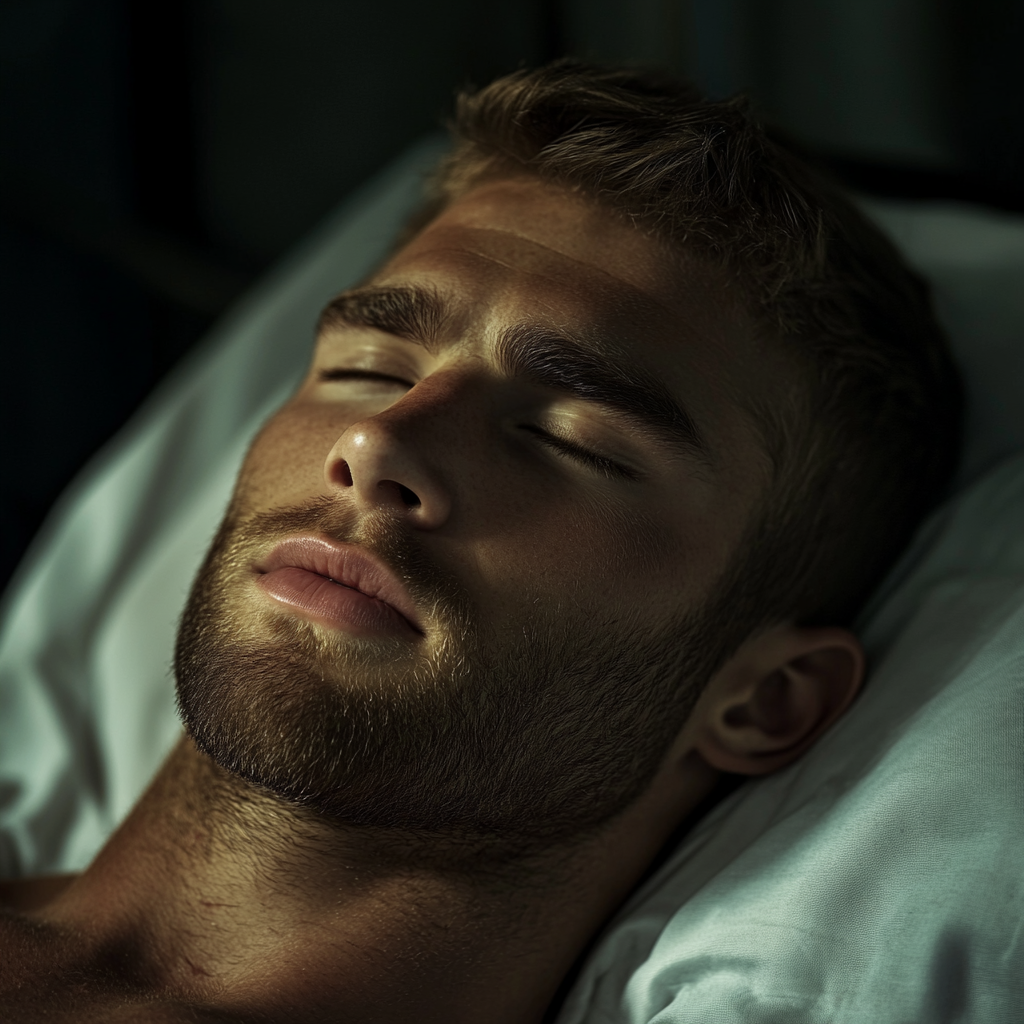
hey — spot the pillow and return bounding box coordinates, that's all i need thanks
[859,196,1024,489]
[0,142,1021,1021]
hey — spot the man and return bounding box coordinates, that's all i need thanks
[0,61,960,1022]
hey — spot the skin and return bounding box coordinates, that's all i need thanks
[0,177,864,1022]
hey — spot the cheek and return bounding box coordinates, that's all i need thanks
[232,402,341,511]
[466,488,692,626]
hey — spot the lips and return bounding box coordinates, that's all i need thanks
[254,535,422,638]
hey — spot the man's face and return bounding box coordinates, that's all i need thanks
[176,177,782,847]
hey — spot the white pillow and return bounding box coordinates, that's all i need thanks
[0,141,1021,1021]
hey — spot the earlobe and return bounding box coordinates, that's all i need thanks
[692,625,865,777]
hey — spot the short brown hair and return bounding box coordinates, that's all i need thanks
[423,59,962,637]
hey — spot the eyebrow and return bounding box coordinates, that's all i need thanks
[317,284,449,352]
[318,284,711,461]
[495,324,710,460]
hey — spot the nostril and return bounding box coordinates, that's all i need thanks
[333,460,354,487]
[398,484,420,508]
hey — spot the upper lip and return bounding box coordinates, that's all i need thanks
[256,534,423,634]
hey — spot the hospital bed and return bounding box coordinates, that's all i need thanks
[1,137,1021,1022]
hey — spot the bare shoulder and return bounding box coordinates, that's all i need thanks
[0,873,79,913]
[0,873,80,1016]
[0,898,74,1017]
[0,897,232,1023]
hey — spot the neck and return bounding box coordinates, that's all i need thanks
[37,735,718,1023]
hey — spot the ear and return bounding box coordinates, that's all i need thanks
[687,624,865,776]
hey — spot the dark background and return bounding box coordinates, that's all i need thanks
[3,0,1023,596]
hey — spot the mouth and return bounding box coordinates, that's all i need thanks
[254,535,423,639]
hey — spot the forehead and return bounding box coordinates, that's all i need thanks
[389,178,729,344]
[372,177,785,475]
[421,177,682,291]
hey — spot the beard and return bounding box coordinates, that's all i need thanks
[175,496,728,853]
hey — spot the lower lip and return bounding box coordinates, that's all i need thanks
[256,567,418,638]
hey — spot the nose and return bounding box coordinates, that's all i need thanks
[323,386,455,530]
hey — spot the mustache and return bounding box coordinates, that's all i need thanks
[216,495,473,631]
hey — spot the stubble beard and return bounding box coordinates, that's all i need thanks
[175,496,721,854]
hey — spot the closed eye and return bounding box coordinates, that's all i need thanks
[317,370,636,481]
[318,368,414,388]
[520,424,637,481]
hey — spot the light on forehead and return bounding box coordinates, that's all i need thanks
[425,176,685,299]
